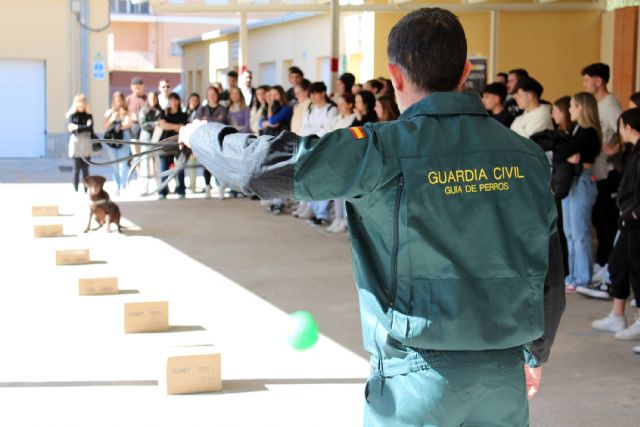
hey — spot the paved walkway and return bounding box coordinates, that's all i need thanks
[0,159,638,426]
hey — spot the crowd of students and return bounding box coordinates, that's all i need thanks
[480,63,640,354]
[66,63,640,353]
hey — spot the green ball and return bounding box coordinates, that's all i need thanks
[286,310,319,351]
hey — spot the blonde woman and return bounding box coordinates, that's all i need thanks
[562,92,602,293]
[67,94,94,192]
[103,91,131,196]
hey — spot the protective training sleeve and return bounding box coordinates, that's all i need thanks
[525,231,566,367]
[189,122,389,201]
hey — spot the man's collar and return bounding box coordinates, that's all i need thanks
[399,92,489,119]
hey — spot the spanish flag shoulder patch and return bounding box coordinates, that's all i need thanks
[348,126,366,140]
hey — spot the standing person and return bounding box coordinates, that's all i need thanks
[590,108,640,347]
[290,79,311,135]
[363,79,383,96]
[352,90,377,127]
[495,72,508,85]
[250,85,269,135]
[582,63,624,275]
[510,77,554,138]
[630,92,640,109]
[181,8,564,424]
[157,92,188,200]
[197,86,228,198]
[186,93,201,123]
[286,66,304,103]
[240,70,256,108]
[561,93,602,293]
[138,92,162,193]
[157,79,171,110]
[333,72,356,104]
[352,83,363,95]
[125,77,146,141]
[482,82,513,127]
[260,85,291,137]
[300,82,338,224]
[220,70,239,106]
[326,93,357,233]
[66,94,94,193]
[103,91,131,196]
[374,95,400,122]
[227,87,251,133]
[505,68,529,117]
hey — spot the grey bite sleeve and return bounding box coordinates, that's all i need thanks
[526,231,566,367]
[190,122,297,199]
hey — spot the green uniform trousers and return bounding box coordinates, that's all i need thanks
[364,345,529,427]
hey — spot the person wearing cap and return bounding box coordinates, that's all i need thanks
[179,8,564,425]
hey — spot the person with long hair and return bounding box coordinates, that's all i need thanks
[261,85,291,137]
[250,85,269,135]
[197,86,228,198]
[375,95,400,122]
[103,91,131,196]
[186,93,201,123]
[352,90,377,126]
[158,92,188,200]
[227,87,251,133]
[66,94,94,192]
[562,92,602,293]
[138,91,162,193]
[591,108,640,348]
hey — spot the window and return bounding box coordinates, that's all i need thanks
[111,0,150,14]
[170,40,182,57]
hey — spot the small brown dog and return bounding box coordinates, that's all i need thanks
[83,175,122,233]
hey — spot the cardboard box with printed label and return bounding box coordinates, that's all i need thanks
[79,277,119,295]
[56,249,90,265]
[34,224,63,238]
[166,345,222,394]
[32,205,59,216]
[124,301,170,333]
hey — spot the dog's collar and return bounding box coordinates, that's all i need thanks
[91,198,110,206]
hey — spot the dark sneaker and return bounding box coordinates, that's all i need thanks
[576,281,611,300]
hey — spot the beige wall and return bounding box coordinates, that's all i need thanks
[0,0,109,156]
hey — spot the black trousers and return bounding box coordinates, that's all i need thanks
[608,228,640,307]
[555,197,569,276]
[592,178,620,266]
[203,167,212,187]
[73,157,89,192]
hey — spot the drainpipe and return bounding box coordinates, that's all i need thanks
[80,0,90,98]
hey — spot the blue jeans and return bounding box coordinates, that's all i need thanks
[159,155,185,196]
[310,200,330,221]
[106,144,131,191]
[562,170,598,287]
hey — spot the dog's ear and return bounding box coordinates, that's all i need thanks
[96,176,106,186]
[83,176,94,185]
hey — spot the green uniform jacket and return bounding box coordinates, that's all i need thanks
[190,92,564,364]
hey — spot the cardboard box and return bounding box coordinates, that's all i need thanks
[166,346,222,394]
[56,249,90,265]
[34,224,63,238]
[32,205,59,216]
[79,277,119,295]
[124,301,170,333]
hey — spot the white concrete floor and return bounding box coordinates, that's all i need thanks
[1,159,639,426]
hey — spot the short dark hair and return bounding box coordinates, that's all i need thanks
[581,63,610,84]
[340,93,355,105]
[482,83,508,104]
[288,66,304,77]
[309,81,327,94]
[339,73,356,92]
[297,79,311,92]
[227,70,238,79]
[387,8,467,93]
[168,92,181,102]
[496,72,508,81]
[130,77,143,85]
[366,79,384,93]
[508,69,529,81]
[631,92,640,107]
[515,77,544,99]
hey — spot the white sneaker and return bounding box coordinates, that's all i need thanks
[331,218,348,233]
[205,185,212,199]
[591,264,606,283]
[326,220,339,232]
[633,345,640,354]
[591,311,626,333]
[292,202,306,217]
[615,320,640,341]
[297,204,314,219]
[631,299,637,307]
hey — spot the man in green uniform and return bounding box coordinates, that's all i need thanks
[180,8,564,426]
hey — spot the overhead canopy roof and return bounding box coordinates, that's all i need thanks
[149,0,606,13]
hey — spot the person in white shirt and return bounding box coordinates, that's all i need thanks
[580,63,623,287]
[290,79,313,219]
[510,77,553,138]
[300,82,339,226]
[157,79,171,110]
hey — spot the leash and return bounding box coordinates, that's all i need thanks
[81,135,193,196]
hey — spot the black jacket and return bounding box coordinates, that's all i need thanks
[530,129,580,200]
[68,112,94,135]
[617,143,640,229]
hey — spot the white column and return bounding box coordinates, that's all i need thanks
[238,11,248,73]
[489,9,498,82]
[330,0,339,96]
